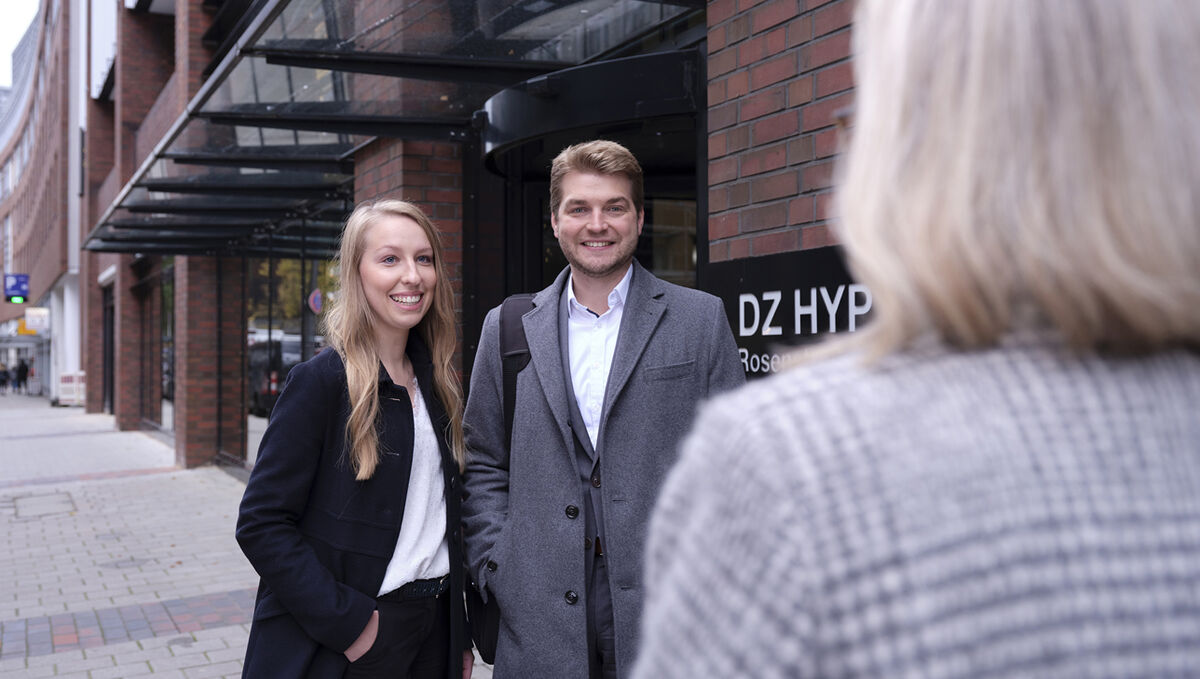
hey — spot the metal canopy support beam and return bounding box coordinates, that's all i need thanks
[121,196,346,213]
[249,44,567,87]
[108,218,269,230]
[137,178,349,199]
[99,229,267,242]
[86,241,339,258]
[194,111,470,139]
[197,112,473,141]
[162,151,353,174]
[123,205,298,217]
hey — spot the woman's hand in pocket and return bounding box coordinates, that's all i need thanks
[344,609,380,662]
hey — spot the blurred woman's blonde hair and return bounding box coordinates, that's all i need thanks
[324,199,464,479]
[836,0,1200,358]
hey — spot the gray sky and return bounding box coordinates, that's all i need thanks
[0,0,41,88]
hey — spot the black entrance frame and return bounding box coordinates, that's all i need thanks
[461,47,709,376]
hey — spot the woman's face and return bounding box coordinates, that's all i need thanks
[357,214,438,339]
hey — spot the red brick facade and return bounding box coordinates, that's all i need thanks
[174,257,246,467]
[112,254,143,430]
[707,0,853,262]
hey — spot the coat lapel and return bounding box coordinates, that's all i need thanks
[601,262,666,430]
[523,268,576,457]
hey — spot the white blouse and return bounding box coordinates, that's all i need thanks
[377,377,450,595]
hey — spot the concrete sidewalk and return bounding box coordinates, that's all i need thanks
[0,394,257,678]
[0,394,494,679]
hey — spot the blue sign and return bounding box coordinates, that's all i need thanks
[4,273,29,303]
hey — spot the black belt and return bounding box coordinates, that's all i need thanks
[379,574,450,602]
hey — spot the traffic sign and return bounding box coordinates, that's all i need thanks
[5,273,29,303]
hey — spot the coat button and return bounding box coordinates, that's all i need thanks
[564,591,579,605]
[590,474,601,488]
[584,537,592,551]
[486,560,498,572]
[565,505,579,519]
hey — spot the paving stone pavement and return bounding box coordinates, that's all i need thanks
[0,394,258,678]
[0,393,494,679]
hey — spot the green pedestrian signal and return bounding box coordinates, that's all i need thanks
[5,274,29,303]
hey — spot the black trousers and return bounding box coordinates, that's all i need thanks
[343,593,450,679]
[587,555,618,679]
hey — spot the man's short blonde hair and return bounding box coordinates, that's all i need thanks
[550,140,644,216]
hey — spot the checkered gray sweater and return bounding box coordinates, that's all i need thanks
[632,333,1200,679]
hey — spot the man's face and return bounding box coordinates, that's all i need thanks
[551,171,643,283]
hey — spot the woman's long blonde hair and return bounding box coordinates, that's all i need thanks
[837,0,1200,359]
[323,199,464,479]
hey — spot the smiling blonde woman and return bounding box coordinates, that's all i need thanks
[237,200,473,679]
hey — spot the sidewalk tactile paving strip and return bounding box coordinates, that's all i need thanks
[0,587,255,659]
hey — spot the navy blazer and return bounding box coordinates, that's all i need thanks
[236,334,466,679]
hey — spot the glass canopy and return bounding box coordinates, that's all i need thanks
[252,0,693,63]
[84,0,698,256]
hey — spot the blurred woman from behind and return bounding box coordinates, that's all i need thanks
[633,1,1200,677]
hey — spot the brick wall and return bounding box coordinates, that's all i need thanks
[83,79,117,414]
[707,0,853,262]
[176,0,214,101]
[82,30,117,413]
[82,252,116,413]
[115,9,174,184]
[172,257,218,465]
[355,139,465,371]
[86,101,115,233]
[135,71,181,164]
[216,258,247,462]
[114,256,144,430]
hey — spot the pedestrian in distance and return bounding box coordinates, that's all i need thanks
[462,139,746,679]
[0,363,8,395]
[237,200,474,679]
[633,1,1200,677]
[15,359,28,394]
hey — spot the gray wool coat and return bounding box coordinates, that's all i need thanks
[462,262,745,679]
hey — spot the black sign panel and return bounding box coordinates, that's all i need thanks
[703,247,872,378]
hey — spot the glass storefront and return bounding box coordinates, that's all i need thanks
[160,260,174,431]
[243,253,336,463]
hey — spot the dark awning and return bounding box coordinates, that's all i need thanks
[84,0,697,257]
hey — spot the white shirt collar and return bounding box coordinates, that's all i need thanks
[566,264,633,318]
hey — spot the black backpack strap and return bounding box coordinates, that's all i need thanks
[470,293,535,665]
[499,294,536,451]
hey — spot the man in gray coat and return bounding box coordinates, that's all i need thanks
[462,140,745,679]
